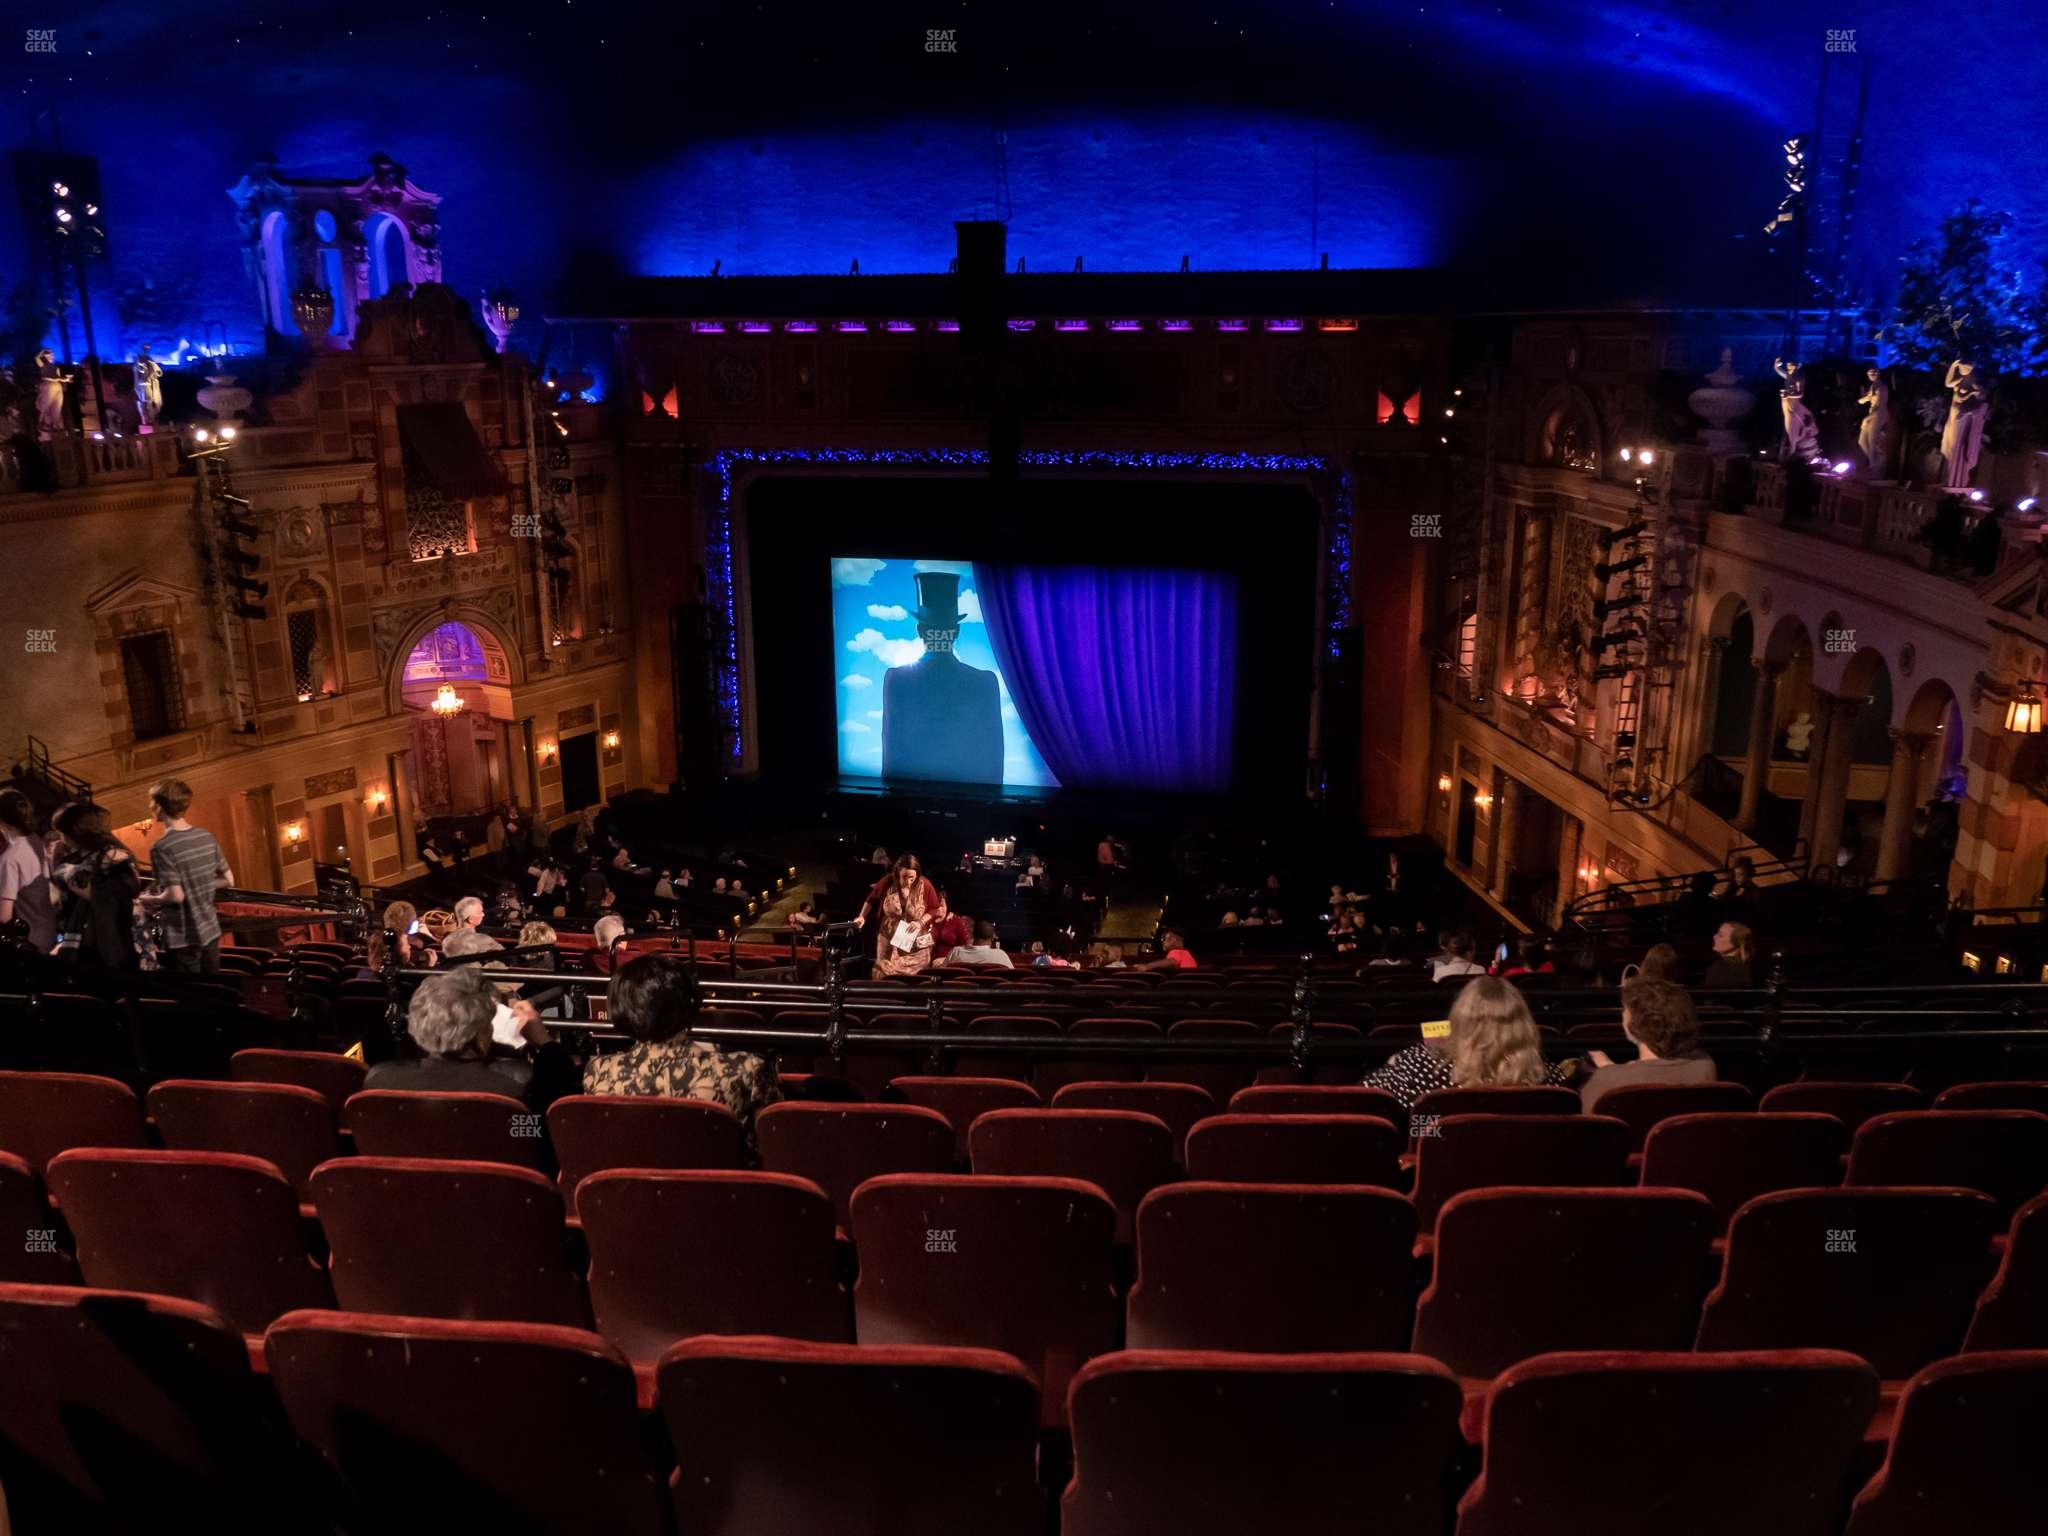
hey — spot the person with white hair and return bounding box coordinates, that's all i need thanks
[363,965,577,1112]
[441,895,503,959]
[590,913,628,974]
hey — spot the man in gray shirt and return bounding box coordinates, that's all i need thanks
[142,779,233,974]
[943,919,1015,968]
[0,789,57,952]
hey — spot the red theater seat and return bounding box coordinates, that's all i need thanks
[0,1153,75,1284]
[955,1013,1061,1082]
[1227,1083,1404,1123]
[1696,1187,2002,1380]
[1410,1114,1633,1229]
[1411,1085,1581,1122]
[1126,1182,1417,1351]
[546,1094,744,1218]
[229,1048,367,1115]
[46,1149,332,1339]
[1148,1019,1262,1104]
[1414,1188,1717,1435]
[658,1335,1043,1536]
[755,1101,955,1228]
[1064,1349,1462,1536]
[850,1173,1118,1428]
[1845,1351,2048,1536]
[1639,1111,1849,1228]
[1252,1023,1367,1085]
[0,1283,300,1532]
[579,1170,849,1382]
[311,1156,587,1327]
[1963,1193,2048,1351]
[1847,1109,2048,1219]
[0,1071,145,1176]
[1052,1081,1214,1160]
[1932,1080,2048,1114]
[1034,1018,1162,1094]
[888,1075,1042,1158]
[1760,1080,1925,1132]
[343,1088,547,1169]
[1456,1350,1879,1536]
[1588,1080,1756,1149]
[1184,1112,1405,1189]
[968,1107,1174,1244]
[146,1079,340,1199]
[266,1309,666,1536]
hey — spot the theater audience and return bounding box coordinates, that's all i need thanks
[51,801,144,971]
[1133,928,1198,971]
[928,902,970,959]
[365,964,577,1112]
[1492,936,1554,978]
[517,921,559,965]
[654,870,675,899]
[1701,921,1755,988]
[1431,930,1488,984]
[1580,978,1716,1111]
[581,953,782,1143]
[1715,856,1758,922]
[786,901,825,935]
[589,913,628,973]
[1362,975,1571,1107]
[1623,942,1680,982]
[945,919,1013,967]
[366,900,437,975]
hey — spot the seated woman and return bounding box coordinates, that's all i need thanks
[1580,977,1715,1111]
[1363,975,1571,1108]
[1701,922,1755,988]
[1623,942,1680,982]
[364,900,437,977]
[365,965,579,1113]
[581,953,782,1137]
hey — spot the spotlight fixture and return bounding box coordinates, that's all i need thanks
[1595,555,1648,582]
[2019,497,2039,513]
[1618,447,1632,462]
[1593,595,1643,621]
[1597,521,1649,549]
[1832,460,1852,475]
[1969,489,1987,503]
[1592,628,1643,654]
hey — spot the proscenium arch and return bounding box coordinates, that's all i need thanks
[382,606,523,717]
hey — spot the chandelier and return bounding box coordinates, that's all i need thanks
[430,683,467,718]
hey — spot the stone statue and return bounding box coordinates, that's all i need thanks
[1940,358,1989,489]
[132,345,164,429]
[1773,357,1818,461]
[1784,710,1814,758]
[33,349,71,439]
[1856,367,1889,473]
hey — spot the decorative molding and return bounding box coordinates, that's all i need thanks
[304,765,359,800]
[83,570,201,616]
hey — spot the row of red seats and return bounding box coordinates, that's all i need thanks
[1,1284,2041,1535]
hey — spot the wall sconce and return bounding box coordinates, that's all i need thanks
[365,786,389,814]
[1474,789,1495,811]
[283,822,304,845]
[538,740,558,763]
[1436,773,1453,795]
[603,729,621,750]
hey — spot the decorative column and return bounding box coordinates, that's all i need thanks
[1796,691,1837,852]
[1735,660,1784,831]
[1874,730,1934,882]
[1553,813,1583,929]
[1808,694,1861,873]
[1489,777,1523,904]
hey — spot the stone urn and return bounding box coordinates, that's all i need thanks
[480,288,520,354]
[196,373,253,424]
[1689,348,1755,455]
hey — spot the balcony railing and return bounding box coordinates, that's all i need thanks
[1739,462,2041,582]
[0,431,188,498]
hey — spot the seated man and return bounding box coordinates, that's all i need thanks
[581,953,782,1139]
[1580,977,1716,1112]
[365,965,578,1113]
[943,918,1013,968]
[1430,930,1488,984]
[1132,928,1197,972]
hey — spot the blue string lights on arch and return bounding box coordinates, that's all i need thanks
[703,446,1354,770]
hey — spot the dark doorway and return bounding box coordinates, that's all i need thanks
[1509,787,1565,925]
[559,733,600,812]
[1455,779,1479,868]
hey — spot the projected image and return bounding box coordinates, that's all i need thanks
[831,556,1237,791]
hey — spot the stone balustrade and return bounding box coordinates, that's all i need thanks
[0,430,190,499]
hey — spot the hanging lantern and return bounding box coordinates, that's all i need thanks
[2005,692,2042,734]
[430,683,467,718]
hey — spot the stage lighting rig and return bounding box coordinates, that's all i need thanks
[1593,594,1642,621]
[1595,554,1648,582]
[1592,628,1643,654]
[1598,520,1649,550]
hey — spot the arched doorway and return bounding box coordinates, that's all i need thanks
[1833,647,1895,878]
[398,620,516,821]
[366,212,411,298]
[1704,597,1754,757]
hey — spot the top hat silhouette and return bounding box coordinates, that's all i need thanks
[913,570,967,631]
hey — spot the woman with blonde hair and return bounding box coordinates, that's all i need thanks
[1362,975,1569,1108]
[1701,921,1755,989]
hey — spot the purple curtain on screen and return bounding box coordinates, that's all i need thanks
[975,564,1236,790]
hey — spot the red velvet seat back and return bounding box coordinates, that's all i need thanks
[46,1149,333,1334]
[1962,1192,2048,1351]
[1052,1080,1213,1160]
[580,1170,849,1368]
[1037,1018,1163,1094]
[1253,1022,1367,1085]
[1227,1083,1403,1123]
[850,1173,1119,1428]
[1127,1182,1416,1351]
[0,1154,74,1284]
[1414,1187,1717,1378]
[1697,1187,2002,1377]
[310,1156,587,1327]
[1759,1080,1924,1132]
[343,1089,546,1169]
[1410,1114,1633,1228]
[1185,1113,1404,1189]
[1457,1350,1879,1536]
[968,1108,1174,1245]
[1639,1111,1849,1228]
[955,1013,1062,1083]
[229,1048,367,1115]
[755,1102,955,1228]
[546,1094,743,1217]
[1845,1351,2048,1536]
[1847,1109,2048,1219]
[1065,1349,1461,1536]
[0,1283,293,1530]
[1411,1085,1580,1123]
[658,1335,1042,1536]
[266,1309,665,1535]
[146,1079,339,1198]
[0,1071,144,1175]
[1589,1080,1756,1150]
[888,1076,1041,1159]
[1148,1020,1261,1103]
[1931,1080,2048,1114]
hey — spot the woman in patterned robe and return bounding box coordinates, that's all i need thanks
[873,857,935,978]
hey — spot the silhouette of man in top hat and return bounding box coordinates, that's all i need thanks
[881,570,1004,784]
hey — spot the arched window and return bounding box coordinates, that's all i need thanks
[260,210,298,336]
[313,208,349,337]
[283,578,339,700]
[367,213,410,298]
[1542,404,1598,472]
[1457,611,1479,676]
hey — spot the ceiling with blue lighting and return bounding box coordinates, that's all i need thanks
[4,1,2043,361]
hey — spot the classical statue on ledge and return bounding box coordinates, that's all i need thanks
[1939,358,1989,489]
[132,344,164,429]
[1856,367,1889,473]
[1773,357,1818,461]
[33,348,72,439]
